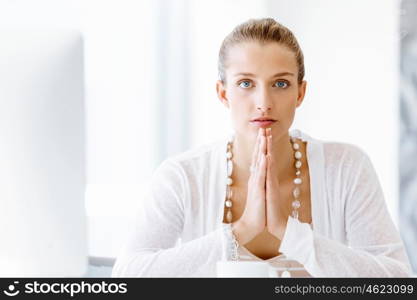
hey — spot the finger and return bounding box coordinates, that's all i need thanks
[250,128,262,169]
[249,130,262,185]
[256,130,266,172]
[266,149,271,199]
[261,128,267,155]
[266,128,272,156]
[266,131,272,179]
[258,152,267,189]
[267,147,279,193]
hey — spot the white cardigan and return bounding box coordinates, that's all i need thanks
[112,129,412,277]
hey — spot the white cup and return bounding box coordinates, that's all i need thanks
[216,261,279,278]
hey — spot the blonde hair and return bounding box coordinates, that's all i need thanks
[218,18,305,84]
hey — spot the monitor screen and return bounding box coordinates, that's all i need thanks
[0,29,87,277]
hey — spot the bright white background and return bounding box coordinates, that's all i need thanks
[0,0,400,258]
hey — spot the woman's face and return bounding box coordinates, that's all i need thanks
[216,41,306,140]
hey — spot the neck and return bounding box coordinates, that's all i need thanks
[231,130,294,187]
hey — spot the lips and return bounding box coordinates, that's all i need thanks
[249,118,277,128]
[252,118,276,122]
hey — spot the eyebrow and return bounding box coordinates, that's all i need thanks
[233,72,295,78]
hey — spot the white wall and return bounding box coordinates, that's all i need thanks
[267,0,400,225]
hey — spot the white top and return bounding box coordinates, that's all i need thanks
[112,129,412,277]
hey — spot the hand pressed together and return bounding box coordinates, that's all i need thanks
[232,127,289,245]
[265,128,288,240]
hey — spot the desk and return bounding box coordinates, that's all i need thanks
[85,256,115,277]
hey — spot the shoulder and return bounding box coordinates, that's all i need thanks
[170,137,227,164]
[321,141,369,167]
[292,129,369,166]
[312,137,377,186]
[154,137,227,179]
[309,137,380,198]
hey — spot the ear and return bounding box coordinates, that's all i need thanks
[216,80,230,108]
[295,80,307,108]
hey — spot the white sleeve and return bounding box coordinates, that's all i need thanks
[279,152,412,277]
[111,159,237,277]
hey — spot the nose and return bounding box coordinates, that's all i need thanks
[256,87,272,113]
[257,106,271,113]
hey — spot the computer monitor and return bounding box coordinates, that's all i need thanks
[0,29,87,276]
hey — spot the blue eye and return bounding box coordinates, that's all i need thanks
[238,81,252,88]
[275,81,289,88]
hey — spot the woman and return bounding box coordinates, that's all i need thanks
[112,18,412,277]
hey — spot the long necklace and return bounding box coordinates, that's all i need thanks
[224,134,303,223]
